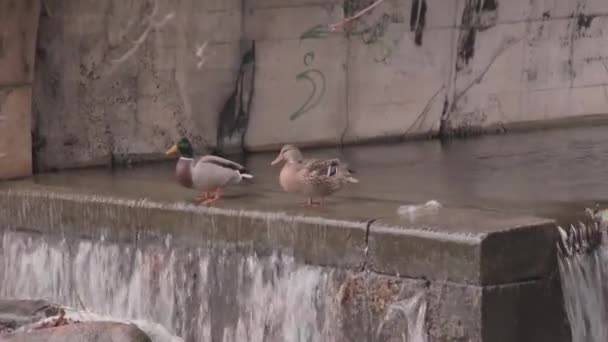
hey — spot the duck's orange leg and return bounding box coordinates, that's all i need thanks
[300,197,321,207]
[203,188,222,205]
[194,192,211,203]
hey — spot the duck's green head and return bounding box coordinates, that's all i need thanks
[166,137,194,158]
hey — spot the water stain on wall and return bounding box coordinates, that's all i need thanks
[410,0,427,46]
[216,41,256,154]
[575,13,595,38]
[455,0,498,72]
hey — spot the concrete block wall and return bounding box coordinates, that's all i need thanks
[0,188,570,341]
[1,0,608,173]
[448,0,608,134]
[243,1,349,149]
[0,0,40,179]
[31,0,243,171]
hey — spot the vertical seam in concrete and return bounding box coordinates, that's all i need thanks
[240,0,247,41]
[31,1,44,173]
[101,1,115,168]
[242,41,255,152]
[442,0,461,134]
[518,0,532,124]
[340,23,351,148]
[567,1,583,90]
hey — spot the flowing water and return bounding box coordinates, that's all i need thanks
[0,228,428,341]
[558,221,608,342]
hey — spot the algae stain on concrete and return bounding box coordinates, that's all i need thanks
[0,34,5,59]
[455,0,499,72]
[410,0,427,46]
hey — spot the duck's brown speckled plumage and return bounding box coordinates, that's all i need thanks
[272,145,358,205]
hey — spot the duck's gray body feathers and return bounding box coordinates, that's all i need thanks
[176,155,252,192]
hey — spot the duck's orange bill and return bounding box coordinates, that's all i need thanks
[165,145,178,155]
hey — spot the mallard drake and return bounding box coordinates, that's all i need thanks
[270,144,358,206]
[165,138,253,204]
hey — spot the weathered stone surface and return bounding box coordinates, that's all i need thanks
[32,0,242,170]
[0,170,558,286]
[481,278,569,342]
[0,0,40,85]
[0,188,557,284]
[369,210,556,285]
[343,0,454,143]
[0,0,39,179]
[0,228,566,342]
[0,299,61,332]
[0,86,33,179]
[244,3,348,149]
[480,220,558,285]
[0,160,573,342]
[0,189,369,271]
[443,0,608,136]
[8,0,605,170]
[337,274,485,342]
[0,322,151,342]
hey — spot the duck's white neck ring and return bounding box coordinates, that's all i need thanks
[179,157,194,161]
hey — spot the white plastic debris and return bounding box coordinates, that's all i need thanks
[397,200,442,220]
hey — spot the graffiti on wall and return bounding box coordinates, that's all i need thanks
[289,51,327,121]
[352,11,405,63]
[299,0,412,64]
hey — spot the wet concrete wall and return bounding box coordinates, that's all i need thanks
[2,0,608,173]
[0,0,39,178]
[0,189,570,341]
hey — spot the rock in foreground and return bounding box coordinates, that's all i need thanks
[0,299,61,333]
[0,321,151,342]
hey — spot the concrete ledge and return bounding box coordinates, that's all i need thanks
[0,182,567,341]
[0,189,369,271]
[0,185,557,286]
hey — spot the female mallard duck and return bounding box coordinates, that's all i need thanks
[165,138,253,204]
[270,144,358,206]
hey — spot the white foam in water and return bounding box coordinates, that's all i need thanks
[0,229,429,341]
[376,291,427,342]
[0,231,340,341]
[558,223,608,342]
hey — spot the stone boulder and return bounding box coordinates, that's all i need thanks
[0,322,151,342]
[0,299,61,333]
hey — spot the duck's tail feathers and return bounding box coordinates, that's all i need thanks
[241,173,254,180]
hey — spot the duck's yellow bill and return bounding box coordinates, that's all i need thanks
[165,144,178,155]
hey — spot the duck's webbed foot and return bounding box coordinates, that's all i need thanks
[202,188,222,205]
[194,192,211,203]
[300,197,321,207]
